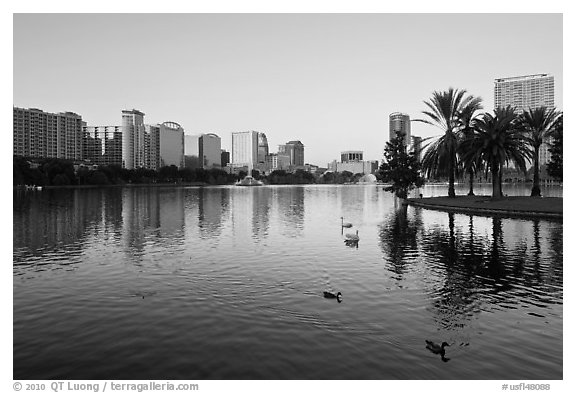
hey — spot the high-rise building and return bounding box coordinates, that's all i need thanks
[184,134,200,157]
[221,150,230,167]
[158,122,184,169]
[231,131,259,168]
[389,112,411,146]
[83,126,123,166]
[278,140,305,167]
[494,74,554,111]
[143,124,161,170]
[13,107,83,160]
[266,153,291,171]
[258,133,269,165]
[494,74,555,167]
[199,133,222,168]
[121,109,146,169]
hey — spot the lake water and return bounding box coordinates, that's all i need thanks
[13,184,563,379]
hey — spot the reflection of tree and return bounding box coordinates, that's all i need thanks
[421,213,484,330]
[546,222,563,289]
[420,213,564,332]
[378,205,422,276]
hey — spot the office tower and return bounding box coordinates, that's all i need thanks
[199,133,222,168]
[158,121,185,169]
[83,126,123,166]
[258,133,269,165]
[185,134,200,157]
[266,153,290,171]
[13,107,83,160]
[494,74,554,111]
[494,74,555,166]
[143,124,161,170]
[341,151,363,162]
[121,109,145,169]
[221,150,230,167]
[389,112,411,146]
[231,131,259,168]
[278,140,305,167]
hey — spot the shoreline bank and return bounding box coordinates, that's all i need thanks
[406,196,563,220]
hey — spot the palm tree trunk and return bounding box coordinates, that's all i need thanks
[468,167,475,196]
[531,145,541,197]
[448,156,456,198]
[492,164,501,198]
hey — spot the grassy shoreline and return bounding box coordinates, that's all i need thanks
[406,195,562,219]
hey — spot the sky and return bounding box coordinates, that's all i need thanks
[13,13,563,166]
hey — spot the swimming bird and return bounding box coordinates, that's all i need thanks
[323,291,343,302]
[425,340,449,357]
[345,230,359,242]
[344,239,359,248]
[341,217,353,228]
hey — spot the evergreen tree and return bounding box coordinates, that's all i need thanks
[546,114,563,181]
[378,133,425,199]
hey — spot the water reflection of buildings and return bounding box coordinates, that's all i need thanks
[275,187,305,238]
[252,189,272,241]
[122,188,185,258]
[13,189,124,270]
[197,187,230,240]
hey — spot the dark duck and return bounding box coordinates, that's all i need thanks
[323,291,342,303]
[425,340,450,362]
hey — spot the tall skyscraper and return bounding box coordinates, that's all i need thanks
[13,107,83,160]
[278,140,305,167]
[494,74,554,111]
[494,74,555,167]
[83,125,123,166]
[231,131,259,168]
[389,112,411,146]
[199,133,222,168]
[185,135,200,156]
[158,121,185,169]
[121,109,146,169]
[258,133,269,165]
[143,124,161,170]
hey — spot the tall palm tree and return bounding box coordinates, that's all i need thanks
[459,106,531,198]
[416,88,480,198]
[456,97,483,196]
[519,107,560,197]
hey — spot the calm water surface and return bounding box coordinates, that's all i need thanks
[13,184,563,379]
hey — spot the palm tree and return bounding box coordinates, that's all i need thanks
[459,106,531,198]
[519,107,560,196]
[416,88,480,198]
[456,97,484,195]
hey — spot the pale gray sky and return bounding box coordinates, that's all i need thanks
[13,13,563,166]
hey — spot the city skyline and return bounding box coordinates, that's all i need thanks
[13,14,563,166]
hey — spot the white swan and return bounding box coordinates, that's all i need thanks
[341,217,353,228]
[345,230,359,241]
